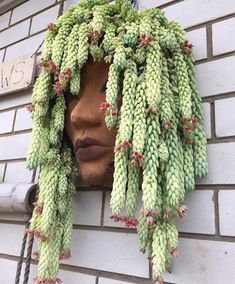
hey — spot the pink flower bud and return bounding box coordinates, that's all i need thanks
[147,216,154,225]
[171,248,179,258]
[178,204,188,217]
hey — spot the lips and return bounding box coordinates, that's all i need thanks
[74,137,111,162]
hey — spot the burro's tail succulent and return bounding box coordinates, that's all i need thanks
[26,0,208,283]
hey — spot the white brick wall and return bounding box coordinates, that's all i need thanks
[0,133,31,160]
[176,190,215,235]
[0,163,5,181]
[0,110,15,134]
[14,108,32,131]
[198,143,235,184]
[0,11,11,31]
[11,0,56,24]
[30,5,59,35]
[218,190,235,237]
[5,32,45,61]
[0,1,235,284]
[196,57,235,97]
[4,161,33,183]
[63,229,149,278]
[202,103,211,139]
[73,191,103,226]
[215,97,235,138]
[213,17,235,56]
[0,19,30,49]
[163,0,235,28]
[164,238,235,284]
[186,28,207,61]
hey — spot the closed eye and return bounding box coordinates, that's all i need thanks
[100,81,107,93]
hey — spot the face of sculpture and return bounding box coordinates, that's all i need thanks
[65,58,117,187]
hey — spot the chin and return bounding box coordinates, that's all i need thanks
[78,160,114,187]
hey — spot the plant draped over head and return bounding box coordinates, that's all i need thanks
[26,0,208,283]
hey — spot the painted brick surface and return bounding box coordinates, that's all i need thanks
[14,108,32,131]
[0,11,10,31]
[0,89,32,111]
[30,5,59,34]
[0,133,31,160]
[176,190,215,235]
[11,0,55,24]
[0,259,96,284]
[4,161,33,182]
[0,223,25,255]
[195,57,235,97]
[99,279,134,284]
[186,28,207,61]
[164,238,235,284]
[0,49,4,62]
[218,190,235,237]
[73,191,103,226]
[138,0,175,9]
[63,229,149,278]
[5,32,45,61]
[0,110,15,134]
[215,97,235,138]
[202,103,211,139]
[163,0,235,28]
[0,19,30,49]
[197,142,235,184]
[0,163,5,181]
[213,17,235,56]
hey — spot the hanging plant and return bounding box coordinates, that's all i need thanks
[26,0,208,283]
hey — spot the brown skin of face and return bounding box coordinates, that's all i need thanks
[65,58,117,187]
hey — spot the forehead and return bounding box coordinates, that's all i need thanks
[81,57,110,81]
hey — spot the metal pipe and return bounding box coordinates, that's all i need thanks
[0,183,36,213]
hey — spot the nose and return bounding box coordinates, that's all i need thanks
[69,94,103,130]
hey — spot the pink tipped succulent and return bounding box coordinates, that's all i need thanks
[35,203,43,214]
[26,104,33,113]
[178,204,188,218]
[110,214,121,222]
[122,140,132,149]
[147,216,154,225]
[147,107,159,113]
[154,276,164,284]
[53,82,62,96]
[100,102,112,111]
[25,228,34,239]
[171,248,179,259]
[32,251,40,260]
[47,23,57,31]
[162,122,172,129]
[123,217,138,228]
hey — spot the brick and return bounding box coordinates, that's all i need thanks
[0,163,5,181]
[215,97,235,138]
[14,107,32,131]
[63,229,149,278]
[4,161,33,182]
[195,57,235,97]
[0,110,15,134]
[176,190,215,235]
[73,191,103,226]
[103,191,142,228]
[163,0,235,28]
[11,0,55,24]
[164,238,235,284]
[0,11,11,31]
[0,88,32,111]
[0,49,5,62]
[218,190,235,237]
[0,19,30,49]
[138,0,175,9]
[186,28,207,61]
[0,259,17,284]
[213,17,235,56]
[0,223,25,255]
[30,5,59,34]
[0,212,29,222]
[5,32,45,61]
[0,133,31,160]
[197,142,235,184]
[0,259,96,284]
[99,279,134,284]
[202,103,211,139]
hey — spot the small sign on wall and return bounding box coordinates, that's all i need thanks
[0,54,36,96]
